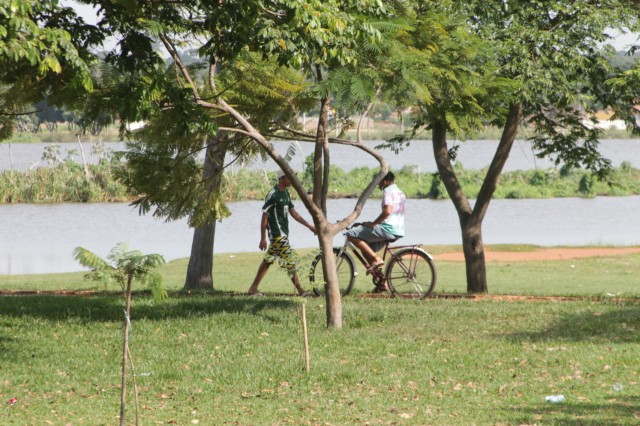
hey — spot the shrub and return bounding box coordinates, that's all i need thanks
[579,173,595,195]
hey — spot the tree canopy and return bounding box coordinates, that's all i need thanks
[394,0,640,293]
[0,0,98,140]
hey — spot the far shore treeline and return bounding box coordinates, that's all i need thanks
[1,160,639,204]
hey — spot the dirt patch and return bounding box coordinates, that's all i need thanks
[433,247,640,262]
[430,294,640,303]
[360,293,640,303]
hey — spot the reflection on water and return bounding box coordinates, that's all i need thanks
[1,196,639,275]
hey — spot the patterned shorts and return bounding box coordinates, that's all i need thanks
[264,236,298,270]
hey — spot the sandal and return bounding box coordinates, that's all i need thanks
[372,285,389,294]
[366,260,384,275]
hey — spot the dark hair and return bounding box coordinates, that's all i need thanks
[383,171,395,182]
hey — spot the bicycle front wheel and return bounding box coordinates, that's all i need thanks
[386,248,436,299]
[308,248,356,297]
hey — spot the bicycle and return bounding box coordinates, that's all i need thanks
[308,227,437,299]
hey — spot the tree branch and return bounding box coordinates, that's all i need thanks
[0,110,40,117]
[276,125,318,141]
[216,99,325,219]
[356,94,377,143]
[218,126,254,138]
[432,119,472,216]
[474,103,523,223]
[159,33,200,101]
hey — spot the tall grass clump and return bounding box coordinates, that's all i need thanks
[0,162,130,203]
[5,126,122,143]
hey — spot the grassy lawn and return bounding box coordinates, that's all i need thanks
[1,248,639,424]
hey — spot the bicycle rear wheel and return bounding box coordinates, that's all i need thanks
[386,248,436,299]
[308,248,356,297]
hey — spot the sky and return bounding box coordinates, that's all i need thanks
[608,29,640,50]
[62,1,639,52]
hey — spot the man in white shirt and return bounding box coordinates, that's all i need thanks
[345,171,406,276]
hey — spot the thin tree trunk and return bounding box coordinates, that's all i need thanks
[313,96,330,215]
[120,275,133,426]
[474,103,523,220]
[319,231,342,329]
[206,68,386,329]
[184,133,227,290]
[126,344,141,426]
[77,135,90,178]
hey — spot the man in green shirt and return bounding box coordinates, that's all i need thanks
[247,169,316,296]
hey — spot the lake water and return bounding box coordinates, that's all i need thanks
[2,139,640,275]
[1,196,639,275]
[2,139,640,172]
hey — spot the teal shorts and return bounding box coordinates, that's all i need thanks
[344,224,400,252]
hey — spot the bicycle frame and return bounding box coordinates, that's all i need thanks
[336,238,424,272]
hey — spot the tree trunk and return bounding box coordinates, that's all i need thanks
[461,216,487,293]
[432,103,523,294]
[432,120,485,293]
[318,229,342,329]
[183,133,227,290]
[120,275,133,426]
[185,222,216,289]
[465,103,523,293]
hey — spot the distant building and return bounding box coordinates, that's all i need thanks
[582,109,627,130]
[633,105,640,127]
[126,121,146,131]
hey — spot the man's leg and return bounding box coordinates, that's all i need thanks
[288,270,306,295]
[349,237,388,291]
[347,236,383,266]
[248,260,270,294]
[278,239,306,295]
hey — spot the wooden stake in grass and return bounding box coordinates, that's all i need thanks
[301,303,310,372]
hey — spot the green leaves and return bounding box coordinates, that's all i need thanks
[73,247,112,272]
[74,243,166,300]
[435,0,640,175]
[101,44,318,227]
[0,0,99,141]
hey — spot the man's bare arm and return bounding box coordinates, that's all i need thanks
[364,204,392,227]
[258,212,269,251]
[290,208,316,234]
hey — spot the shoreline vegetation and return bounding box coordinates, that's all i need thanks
[4,121,640,143]
[1,160,639,204]
[2,126,640,204]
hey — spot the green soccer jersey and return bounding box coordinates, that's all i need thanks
[262,186,294,239]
